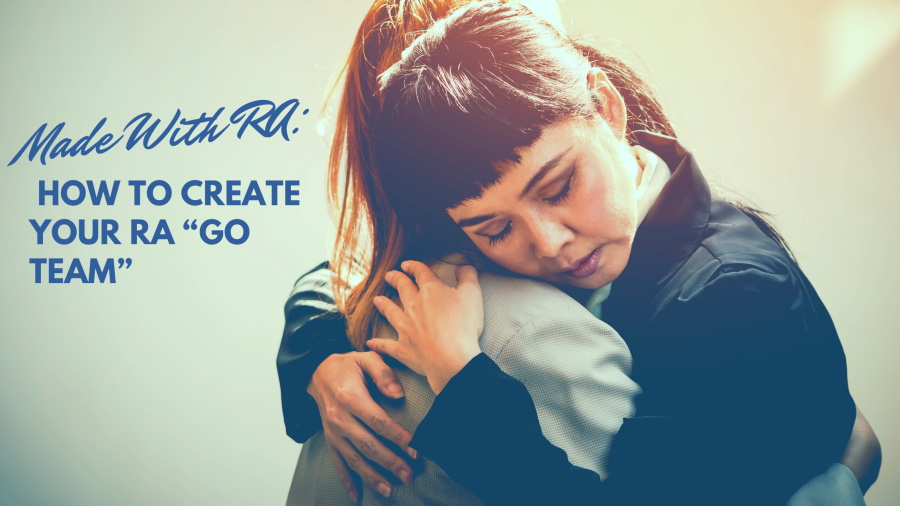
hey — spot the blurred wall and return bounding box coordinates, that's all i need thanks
[0,0,896,504]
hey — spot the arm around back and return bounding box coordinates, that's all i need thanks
[291,259,640,504]
[411,256,857,505]
[483,272,639,478]
[276,261,353,444]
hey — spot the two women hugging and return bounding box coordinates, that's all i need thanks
[277,1,881,504]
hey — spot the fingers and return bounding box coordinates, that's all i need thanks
[325,404,414,488]
[400,260,440,287]
[356,352,417,455]
[367,338,409,367]
[329,365,416,477]
[384,269,418,302]
[373,296,405,331]
[327,445,359,503]
[312,352,417,497]
[367,336,425,377]
[345,422,413,487]
[366,337,397,357]
[329,435,395,498]
[455,263,479,288]
[357,351,404,399]
[358,400,416,461]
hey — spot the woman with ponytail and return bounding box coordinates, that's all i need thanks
[278,1,879,504]
[284,2,641,504]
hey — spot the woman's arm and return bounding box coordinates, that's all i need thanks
[276,262,416,499]
[276,261,353,443]
[372,260,858,505]
[404,350,735,505]
[370,261,623,503]
[413,353,617,503]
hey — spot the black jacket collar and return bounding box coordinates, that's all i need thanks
[597,132,713,312]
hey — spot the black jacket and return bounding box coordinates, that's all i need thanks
[277,132,856,505]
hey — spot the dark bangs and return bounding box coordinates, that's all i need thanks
[374,1,595,237]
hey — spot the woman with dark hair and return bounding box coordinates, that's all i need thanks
[283,4,644,504]
[278,1,880,504]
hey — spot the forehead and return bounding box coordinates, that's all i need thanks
[448,118,592,214]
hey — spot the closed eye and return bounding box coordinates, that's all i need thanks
[543,167,576,205]
[487,220,513,246]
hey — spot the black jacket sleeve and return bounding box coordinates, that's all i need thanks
[276,261,353,444]
[409,355,703,505]
[409,262,856,506]
[410,353,622,505]
[633,261,856,502]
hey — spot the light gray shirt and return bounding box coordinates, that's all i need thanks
[286,253,640,505]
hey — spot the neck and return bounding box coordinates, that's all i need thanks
[633,145,647,188]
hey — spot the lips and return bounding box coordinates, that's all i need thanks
[562,248,602,279]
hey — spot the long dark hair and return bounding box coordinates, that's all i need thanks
[375,1,793,262]
[327,0,508,349]
[331,0,689,347]
[334,0,791,347]
[373,1,680,258]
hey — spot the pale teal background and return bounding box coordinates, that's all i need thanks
[0,0,897,504]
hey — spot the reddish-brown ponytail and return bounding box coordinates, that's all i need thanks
[327,1,511,349]
[329,1,678,348]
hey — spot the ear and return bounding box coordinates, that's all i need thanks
[587,67,627,141]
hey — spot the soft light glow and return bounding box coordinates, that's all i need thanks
[823,0,900,102]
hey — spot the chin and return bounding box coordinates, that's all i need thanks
[575,271,615,290]
[552,268,609,290]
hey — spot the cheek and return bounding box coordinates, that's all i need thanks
[471,236,536,274]
[573,179,634,237]
[464,234,516,266]
[483,252,530,278]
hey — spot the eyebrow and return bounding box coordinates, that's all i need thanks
[518,147,572,199]
[456,213,497,228]
[455,146,573,229]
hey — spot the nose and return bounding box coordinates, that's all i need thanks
[528,216,575,261]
